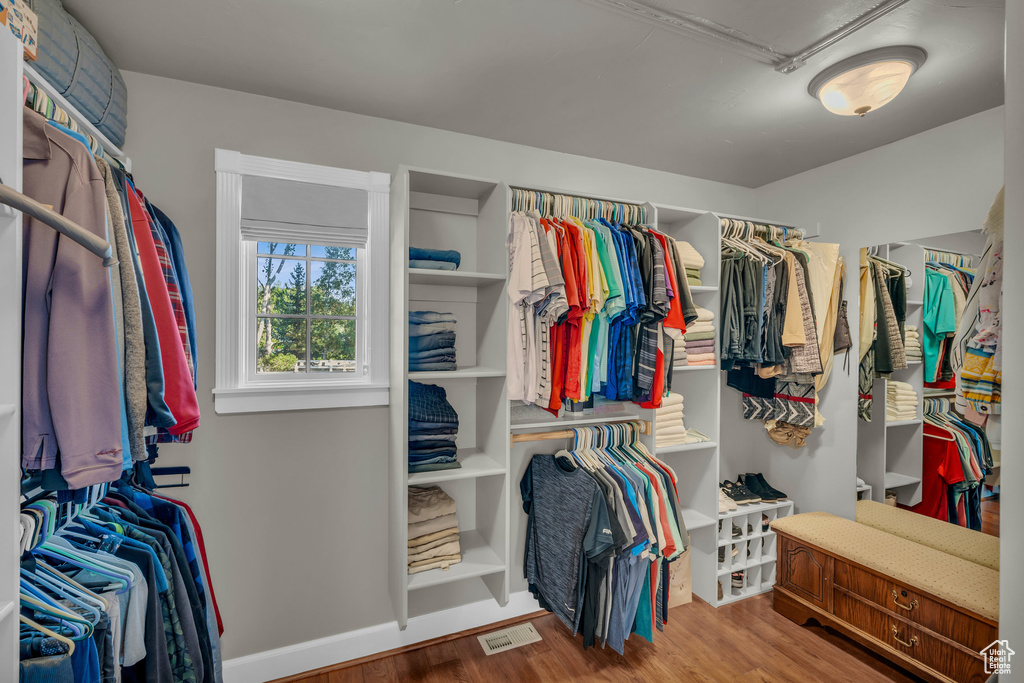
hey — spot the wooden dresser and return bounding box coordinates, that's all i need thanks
[774,530,997,683]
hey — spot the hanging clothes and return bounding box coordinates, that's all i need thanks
[520,424,687,654]
[857,250,909,422]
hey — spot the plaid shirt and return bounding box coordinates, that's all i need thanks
[408,380,459,426]
[148,206,194,382]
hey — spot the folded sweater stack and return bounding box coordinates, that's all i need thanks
[886,380,918,422]
[408,486,462,575]
[680,307,716,366]
[904,325,922,362]
[676,241,705,287]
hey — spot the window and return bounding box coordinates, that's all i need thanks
[214,150,389,413]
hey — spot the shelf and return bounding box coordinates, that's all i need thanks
[408,366,505,380]
[407,449,506,485]
[681,507,716,531]
[856,484,871,493]
[907,300,924,307]
[407,269,506,287]
[719,499,793,520]
[657,441,717,454]
[0,404,14,418]
[0,600,13,622]
[673,364,717,372]
[887,419,922,428]
[884,472,921,489]
[406,530,504,590]
[688,286,718,294]
[511,410,641,432]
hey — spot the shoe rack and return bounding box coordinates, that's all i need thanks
[714,500,794,605]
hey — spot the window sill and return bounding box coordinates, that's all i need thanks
[213,383,389,413]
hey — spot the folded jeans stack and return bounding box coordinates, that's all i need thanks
[904,324,922,362]
[676,240,705,287]
[410,311,457,372]
[682,307,716,366]
[409,246,461,271]
[408,380,461,473]
[408,485,462,574]
[886,380,918,421]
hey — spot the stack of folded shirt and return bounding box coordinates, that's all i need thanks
[676,241,705,287]
[886,380,918,421]
[409,247,461,271]
[408,486,462,574]
[682,307,716,366]
[408,380,461,473]
[904,325,922,362]
[410,311,457,372]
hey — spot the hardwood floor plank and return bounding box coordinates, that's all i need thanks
[361,657,397,683]
[327,667,364,683]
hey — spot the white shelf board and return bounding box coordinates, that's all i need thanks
[719,499,793,520]
[717,554,777,576]
[856,484,871,493]
[717,585,772,606]
[406,530,504,590]
[884,472,922,489]
[0,600,13,622]
[719,529,775,548]
[681,507,716,531]
[511,411,641,432]
[407,269,505,287]
[689,286,718,294]
[887,419,923,428]
[407,449,506,486]
[408,366,505,380]
[0,403,14,418]
[657,441,717,455]
[673,364,717,372]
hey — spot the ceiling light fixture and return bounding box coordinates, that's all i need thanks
[808,46,927,117]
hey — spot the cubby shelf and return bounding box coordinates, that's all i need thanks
[406,530,505,591]
[716,554,776,576]
[407,449,506,486]
[407,269,506,287]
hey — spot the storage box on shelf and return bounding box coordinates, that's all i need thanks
[389,167,511,630]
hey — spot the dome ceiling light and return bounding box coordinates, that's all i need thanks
[808,46,927,117]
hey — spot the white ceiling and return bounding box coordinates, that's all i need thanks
[63,0,1005,187]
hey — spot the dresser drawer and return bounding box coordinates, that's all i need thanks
[834,560,996,653]
[834,589,988,683]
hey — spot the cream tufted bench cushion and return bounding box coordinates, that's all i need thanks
[772,512,999,621]
[856,500,999,571]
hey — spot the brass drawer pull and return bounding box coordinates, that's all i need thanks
[891,625,918,648]
[891,590,919,611]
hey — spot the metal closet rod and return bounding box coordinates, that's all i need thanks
[511,420,653,443]
[0,183,116,267]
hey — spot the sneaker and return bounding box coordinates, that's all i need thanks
[740,473,778,503]
[750,473,788,501]
[732,478,763,504]
[732,571,744,589]
[722,480,759,505]
[719,488,737,513]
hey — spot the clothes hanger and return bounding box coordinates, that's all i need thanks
[20,615,77,655]
[21,568,103,626]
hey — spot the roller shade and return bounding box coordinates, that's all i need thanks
[240,176,369,249]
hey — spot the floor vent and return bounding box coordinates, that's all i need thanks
[477,621,542,655]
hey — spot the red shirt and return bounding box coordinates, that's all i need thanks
[910,424,966,521]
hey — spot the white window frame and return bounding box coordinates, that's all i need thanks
[214,149,389,413]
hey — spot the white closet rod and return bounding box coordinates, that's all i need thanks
[23,63,131,172]
[0,183,115,266]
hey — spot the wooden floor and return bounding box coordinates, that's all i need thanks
[289,502,1001,683]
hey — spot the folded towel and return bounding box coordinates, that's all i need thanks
[409,513,459,540]
[683,340,715,352]
[686,353,716,363]
[684,330,716,342]
[694,307,715,322]
[656,424,688,438]
[688,277,703,287]
[409,259,456,271]
[660,392,684,408]
[686,322,715,334]
[409,247,461,268]
[889,381,914,391]
[675,241,705,269]
[656,404,684,417]
[408,486,457,525]
[685,267,701,280]
[686,359,716,366]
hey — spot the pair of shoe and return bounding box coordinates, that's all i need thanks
[740,473,787,503]
[722,479,760,505]
[719,488,738,513]
[732,571,744,589]
[717,545,739,563]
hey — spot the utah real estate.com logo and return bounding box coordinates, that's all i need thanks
[981,639,1014,675]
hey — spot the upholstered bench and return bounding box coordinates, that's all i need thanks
[856,499,999,571]
[771,512,998,683]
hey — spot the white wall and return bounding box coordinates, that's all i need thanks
[755,106,1004,519]
[119,70,756,659]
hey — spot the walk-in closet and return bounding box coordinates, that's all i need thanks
[1,1,1018,681]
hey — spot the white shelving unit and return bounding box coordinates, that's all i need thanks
[0,29,21,681]
[715,500,794,604]
[389,167,510,629]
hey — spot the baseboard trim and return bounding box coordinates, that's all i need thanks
[223,591,540,682]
